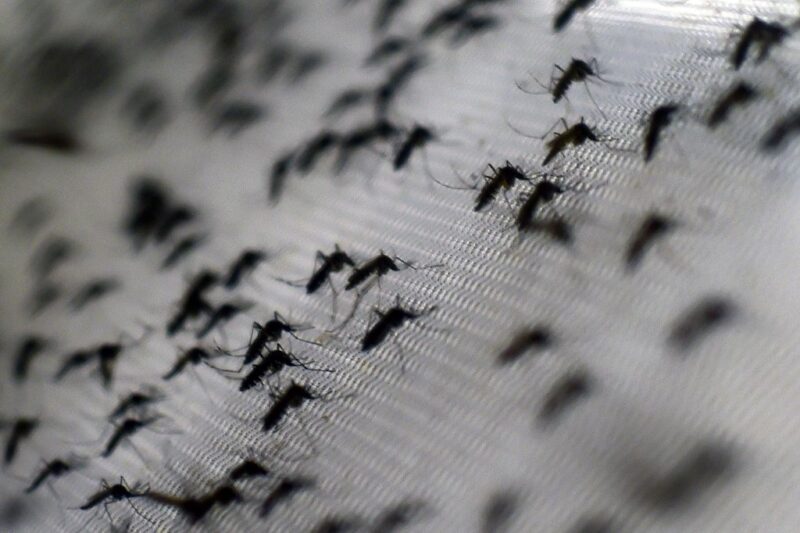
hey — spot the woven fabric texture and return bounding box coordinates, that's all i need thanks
[1,1,800,531]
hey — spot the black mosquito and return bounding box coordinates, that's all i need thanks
[361,300,435,352]
[731,17,790,70]
[166,270,219,336]
[13,335,49,383]
[668,296,736,352]
[78,477,150,525]
[123,83,169,135]
[239,346,331,393]
[108,387,164,421]
[296,131,341,174]
[221,313,317,366]
[262,382,318,432]
[25,457,76,493]
[374,55,426,116]
[9,196,51,237]
[163,347,218,380]
[644,104,681,163]
[224,249,268,289]
[161,234,206,270]
[56,330,150,389]
[482,490,519,533]
[625,213,676,272]
[153,204,196,243]
[497,326,554,365]
[542,118,599,166]
[258,43,293,83]
[365,37,413,66]
[325,88,374,118]
[53,345,116,388]
[229,460,270,481]
[761,108,800,152]
[5,128,81,153]
[525,217,573,245]
[102,417,159,458]
[519,58,606,112]
[70,278,120,311]
[210,11,245,62]
[260,477,315,518]
[336,119,402,170]
[124,176,170,249]
[463,161,532,212]
[707,82,758,129]
[4,418,39,465]
[553,0,596,32]
[192,61,234,108]
[384,53,426,91]
[29,282,62,316]
[96,342,126,389]
[394,125,435,170]
[374,0,407,33]
[184,269,220,302]
[551,58,602,103]
[450,13,501,46]
[253,315,315,356]
[146,485,242,523]
[31,236,77,279]
[196,301,252,339]
[305,245,356,295]
[640,442,734,510]
[332,254,440,338]
[345,252,419,291]
[312,516,363,533]
[211,100,265,137]
[167,294,213,337]
[288,50,327,84]
[515,180,565,231]
[54,348,95,382]
[537,371,592,427]
[268,150,296,202]
[421,3,471,39]
[370,500,429,533]
[79,478,148,509]
[568,515,615,533]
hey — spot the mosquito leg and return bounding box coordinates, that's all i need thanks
[292,412,320,457]
[326,278,339,322]
[188,365,215,405]
[127,497,156,527]
[102,501,114,527]
[582,82,606,119]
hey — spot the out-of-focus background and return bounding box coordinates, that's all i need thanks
[1,1,800,531]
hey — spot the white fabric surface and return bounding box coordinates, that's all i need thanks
[1,1,800,531]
